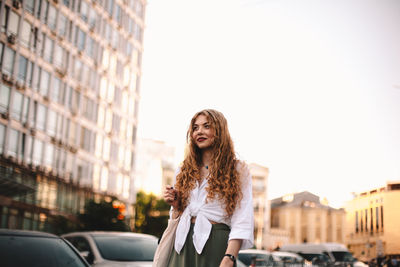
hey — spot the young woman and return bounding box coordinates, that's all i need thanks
[164,109,254,267]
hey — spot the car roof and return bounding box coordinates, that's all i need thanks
[240,249,272,255]
[0,229,58,238]
[272,251,303,258]
[62,231,157,239]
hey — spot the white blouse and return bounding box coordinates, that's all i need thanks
[171,161,254,254]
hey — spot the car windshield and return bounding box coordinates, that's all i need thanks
[92,235,158,261]
[239,253,273,266]
[332,251,355,262]
[0,235,87,267]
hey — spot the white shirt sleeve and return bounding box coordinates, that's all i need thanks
[228,162,254,249]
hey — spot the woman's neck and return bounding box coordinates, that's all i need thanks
[201,149,212,169]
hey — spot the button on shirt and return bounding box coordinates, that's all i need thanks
[172,162,254,254]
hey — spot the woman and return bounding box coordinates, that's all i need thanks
[164,109,254,267]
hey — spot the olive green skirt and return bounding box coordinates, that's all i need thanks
[168,223,236,267]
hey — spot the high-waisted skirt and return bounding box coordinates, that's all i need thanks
[168,223,236,267]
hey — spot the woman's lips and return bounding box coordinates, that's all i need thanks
[197,138,206,142]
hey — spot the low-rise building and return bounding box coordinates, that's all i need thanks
[344,181,400,262]
[270,191,345,248]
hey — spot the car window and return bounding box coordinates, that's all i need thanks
[66,236,92,253]
[0,235,87,267]
[92,235,158,261]
[239,253,273,266]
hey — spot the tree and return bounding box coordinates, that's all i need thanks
[134,191,170,238]
[78,199,130,231]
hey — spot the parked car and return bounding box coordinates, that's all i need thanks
[280,243,357,267]
[272,251,306,266]
[239,249,282,267]
[0,229,90,267]
[62,231,158,266]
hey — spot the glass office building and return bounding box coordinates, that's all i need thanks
[0,0,145,231]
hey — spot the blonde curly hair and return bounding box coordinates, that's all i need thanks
[174,109,242,217]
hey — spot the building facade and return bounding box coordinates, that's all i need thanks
[270,191,346,248]
[344,181,400,262]
[249,163,270,249]
[0,0,146,231]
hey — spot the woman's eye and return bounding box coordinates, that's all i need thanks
[205,125,210,129]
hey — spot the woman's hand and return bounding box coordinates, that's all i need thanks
[219,256,235,267]
[164,185,178,210]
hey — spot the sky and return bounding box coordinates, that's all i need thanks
[137,0,400,208]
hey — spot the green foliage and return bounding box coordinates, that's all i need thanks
[134,191,170,238]
[78,199,130,231]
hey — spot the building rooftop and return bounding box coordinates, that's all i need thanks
[271,191,337,210]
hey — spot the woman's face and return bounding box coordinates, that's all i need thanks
[192,114,215,150]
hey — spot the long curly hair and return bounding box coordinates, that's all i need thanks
[174,109,242,217]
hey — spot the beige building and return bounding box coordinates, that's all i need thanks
[0,0,146,231]
[344,181,400,262]
[249,163,270,249]
[270,191,346,249]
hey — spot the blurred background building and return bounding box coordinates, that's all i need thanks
[0,0,146,231]
[135,138,175,196]
[344,181,400,262]
[249,163,270,249]
[270,191,345,248]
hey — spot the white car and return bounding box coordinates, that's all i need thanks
[239,249,282,267]
[62,231,158,267]
[272,251,306,265]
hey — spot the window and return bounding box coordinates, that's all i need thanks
[114,4,121,24]
[75,27,86,51]
[74,58,83,81]
[53,43,65,69]
[134,23,142,42]
[10,91,24,121]
[58,13,68,37]
[80,127,92,152]
[8,128,19,158]
[88,9,97,28]
[136,0,144,18]
[370,208,374,233]
[21,20,32,48]
[32,138,44,166]
[39,69,50,97]
[17,55,28,83]
[25,0,36,14]
[35,103,47,132]
[0,124,5,154]
[2,46,15,75]
[46,4,57,30]
[80,0,88,22]
[106,0,114,16]
[44,143,54,168]
[50,77,64,104]
[32,65,41,91]
[0,84,11,113]
[46,109,57,136]
[68,121,77,146]
[7,10,20,35]
[365,208,368,232]
[42,35,54,63]
[376,206,379,231]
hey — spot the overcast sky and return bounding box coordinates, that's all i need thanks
[137,0,400,208]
